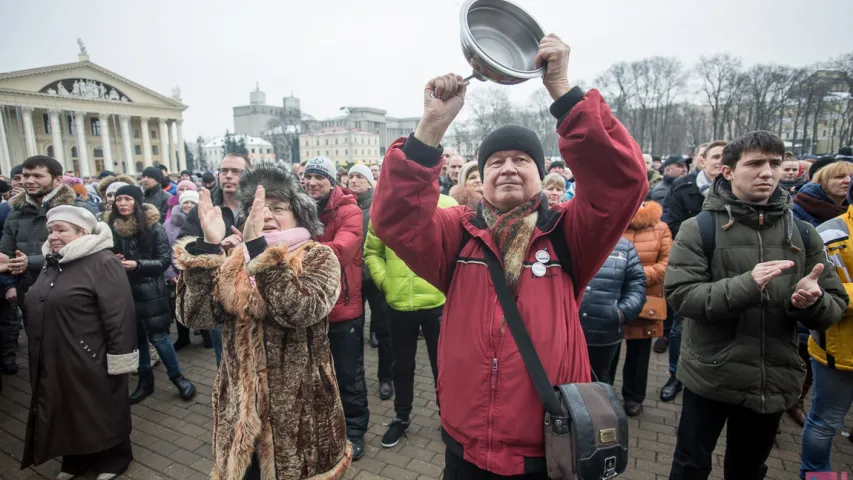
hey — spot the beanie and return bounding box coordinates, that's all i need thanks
[47,205,97,234]
[115,184,144,206]
[348,164,374,186]
[304,157,337,185]
[201,171,216,184]
[477,125,545,180]
[809,156,838,179]
[179,190,200,206]
[837,146,853,161]
[177,180,197,192]
[457,161,479,186]
[548,160,567,172]
[98,170,115,179]
[141,166,164,184]
[106,182,129,196]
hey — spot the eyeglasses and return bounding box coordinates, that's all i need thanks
[217,168,245,176]
[264,203,291,215]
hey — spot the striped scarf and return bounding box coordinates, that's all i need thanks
[482,193,544,289]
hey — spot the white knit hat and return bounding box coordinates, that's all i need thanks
[179,190,200,206]
[105,181,129,196]
[304,156,337,184]
[46,205,97,234]
[348,163,374,186]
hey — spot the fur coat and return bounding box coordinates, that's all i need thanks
[174,237,351,480]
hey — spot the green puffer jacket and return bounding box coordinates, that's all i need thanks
[665,177,847,414]
[364,194,458,311]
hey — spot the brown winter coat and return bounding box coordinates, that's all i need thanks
[622,201,672,336]
[22,223,138,467]
[174,237,351,480]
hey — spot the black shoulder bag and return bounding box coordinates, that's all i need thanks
[481,243,629,480]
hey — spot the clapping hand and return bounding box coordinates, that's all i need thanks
[0,252,9,274]
[9,251,27,276]
[242,186,266,243]
[221,226,243,252]
[792,264,824,309]
[199,188,226,245]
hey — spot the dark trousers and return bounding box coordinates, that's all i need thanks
[388,305,441,419]
[60,436,133,475]
[0,298,17,365]
[363,277,392,382]
[670,388,783,480]
[610,338,652,404]
[328,316,369,439]
[444,448,548,479]
[668,313,682,376]
[586,343,621,385]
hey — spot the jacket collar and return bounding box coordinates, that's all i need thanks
[704,176,792,228]
[9,184,77,212]
[41,222,114,264]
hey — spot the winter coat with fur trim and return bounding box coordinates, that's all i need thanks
[0,185,80,291]
[108,205,173,334]
[318,186,364,323]
[622,201,672,299]
[22,223,137,468]
[174,238,351,480]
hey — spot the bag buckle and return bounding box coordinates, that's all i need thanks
[601,456,617,479]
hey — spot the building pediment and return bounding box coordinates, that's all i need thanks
[0,61,185,110]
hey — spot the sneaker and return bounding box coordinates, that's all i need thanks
[379,381,394,401]
[381,417,410,448]
[349,437,365,460]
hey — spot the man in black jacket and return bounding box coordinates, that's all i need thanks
[140,166,171,223]
[649,155,688,205]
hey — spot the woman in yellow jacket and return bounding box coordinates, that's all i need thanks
[805,199,853,476]
[363,194,457,449]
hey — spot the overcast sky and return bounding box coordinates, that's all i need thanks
[2,0,851,141]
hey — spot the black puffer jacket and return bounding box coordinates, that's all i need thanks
[143,185,171,224]
[0,185,79,292]
[579,237,647,347]
[108,205,172,334]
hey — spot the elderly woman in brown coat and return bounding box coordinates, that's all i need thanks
[174,164,351,480]
[11,206,137,480]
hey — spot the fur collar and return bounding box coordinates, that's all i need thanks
[107,204,161,237]
[9,184,76,212]
[40,222,114,263]
[97,174,136,197]
[630,201,663,229]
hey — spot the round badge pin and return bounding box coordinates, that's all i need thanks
[535,249,551,263]
[531,262,547,277]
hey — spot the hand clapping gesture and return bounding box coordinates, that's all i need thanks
[791,263,824,309]
[199,188,226,245]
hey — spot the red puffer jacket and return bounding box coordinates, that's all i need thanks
[319,186,364,323]
[371,88,647,476]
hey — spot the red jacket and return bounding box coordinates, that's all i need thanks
[371,89,647,476]
[319,186,364,323]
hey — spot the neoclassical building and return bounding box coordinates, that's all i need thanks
[0,42,187,177]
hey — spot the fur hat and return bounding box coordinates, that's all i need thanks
[237,164,324,238]
[47,205,97,234]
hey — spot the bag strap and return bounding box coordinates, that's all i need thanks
[793,217,812,252]
[481,246,566,416]
[696,210,716,264]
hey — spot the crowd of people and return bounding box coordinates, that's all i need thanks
[0,32,851,480]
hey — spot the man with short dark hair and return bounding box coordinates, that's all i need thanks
[201,171,217,190]
[139,167,171,223]
[180,170,192,181]
[665,131,848,479]
[649,155,688,204]
[0,156,82,374]
[158,164,177,195]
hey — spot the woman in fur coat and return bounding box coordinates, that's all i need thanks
[174,165,352,480]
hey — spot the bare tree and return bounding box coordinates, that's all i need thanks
[696,54,743,139]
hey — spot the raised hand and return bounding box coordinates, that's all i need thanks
[534,34,572,101]
[242,186,266,243]
[414,73,468,147]
[199,188,226,245]
[792,263,824,309]
[220,226,243,252]
[751,260,794,292]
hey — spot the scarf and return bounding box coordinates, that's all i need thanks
[793,193,846,223]
[242,227,312,287]
[482,193,543,289]
[696,171,712,198]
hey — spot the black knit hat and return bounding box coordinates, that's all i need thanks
[201,171,216,184]
[141,166,164,183]
[115,184,144,206]
[548,160,567,172]
[809,156,838,179]
[477,125,545,179]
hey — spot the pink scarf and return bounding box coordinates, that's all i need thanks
[242,227,311,286]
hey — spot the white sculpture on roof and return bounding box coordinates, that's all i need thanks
[77,38,87,56]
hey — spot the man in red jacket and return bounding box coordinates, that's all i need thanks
[303,156,368,461]
[371,34,647,478]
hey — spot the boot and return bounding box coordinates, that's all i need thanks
[788,359,813,427]
[129,370,154,405]
[170,374,196,400]
[173,323,191,351]
[369,332,379,348]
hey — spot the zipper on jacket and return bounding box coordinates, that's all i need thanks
[757,222,767,413]
[490,358,498,390]
[342,270,350,304]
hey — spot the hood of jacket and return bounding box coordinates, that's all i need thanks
[40,221,114,263]
[106,204,161,237]
[630,201,663,229]
[168,205,187,227]
[9,184,77,212]
[703,176,793,230]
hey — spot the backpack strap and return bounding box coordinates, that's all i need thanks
[696,210,716,264]
[792,216,812,252]
[547,223,572,278]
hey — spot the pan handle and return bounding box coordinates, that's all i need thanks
[428,72,479,98]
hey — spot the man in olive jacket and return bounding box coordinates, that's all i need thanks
[664,131,848,480]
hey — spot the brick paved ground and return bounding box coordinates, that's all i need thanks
[2,318,853,479]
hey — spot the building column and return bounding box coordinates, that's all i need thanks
[176,120,186,172]
[0,107,11,176]
[169,121,178,172]
[140,117,153,168]
[48,110,65,168]
[21,107,37,157]
[98,113,115,172]
[119,115,135,174]
[73,111,91,177]
[158,118,171,172]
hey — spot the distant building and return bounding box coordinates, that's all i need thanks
[203,134,275,165]
[299,128,381,166]
[233,83,302,138]
[305,107,419,153]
